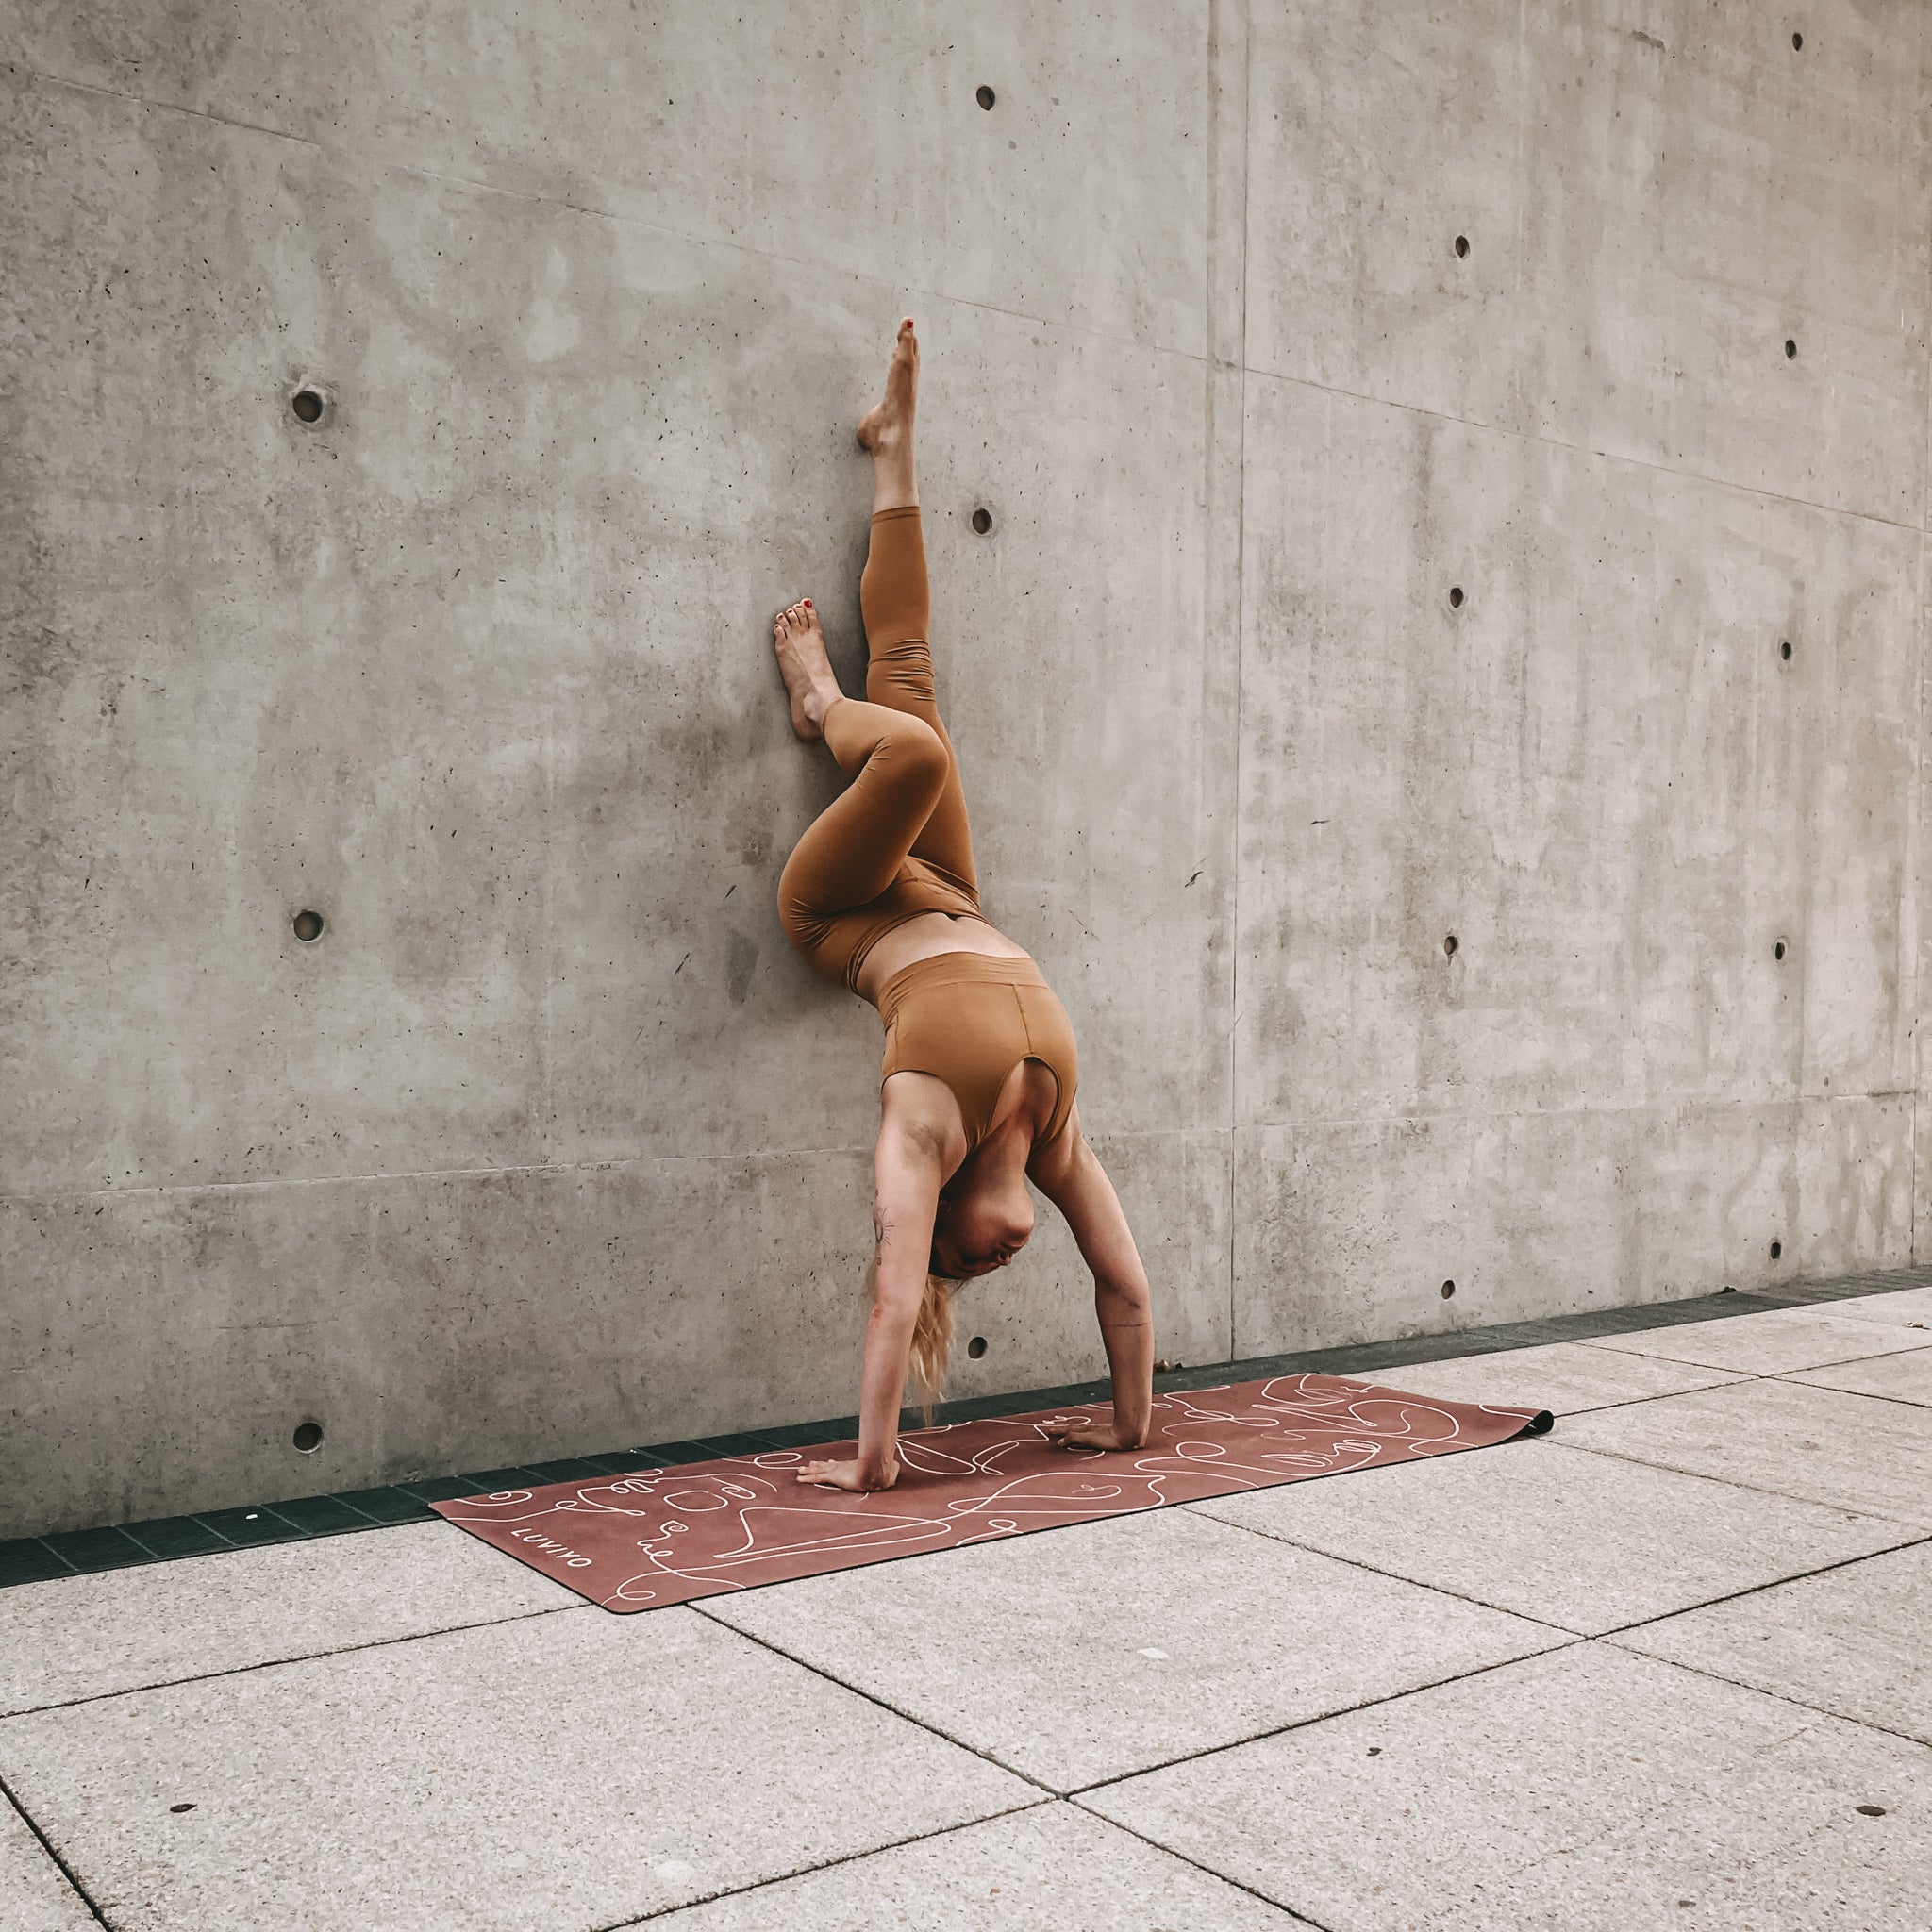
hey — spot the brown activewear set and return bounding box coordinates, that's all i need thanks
[776,507,1079,1158]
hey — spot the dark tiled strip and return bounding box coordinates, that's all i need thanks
[5,1263,1929,1593]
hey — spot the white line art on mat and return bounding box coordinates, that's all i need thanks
[433,1374,1550,1613]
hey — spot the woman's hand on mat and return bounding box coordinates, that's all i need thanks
[795,1456,898,1491]
[1042,1420,1143,1453]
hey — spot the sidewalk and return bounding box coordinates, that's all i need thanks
[4,1283,1929,1930]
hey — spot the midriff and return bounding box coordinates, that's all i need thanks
[854,910,1032,1008]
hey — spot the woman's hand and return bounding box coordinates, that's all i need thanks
[794,1456,898,1491]
[1042,1419,1145,1453]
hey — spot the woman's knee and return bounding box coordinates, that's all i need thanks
[874,709,948,796]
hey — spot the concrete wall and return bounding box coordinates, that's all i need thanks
[3,2,1926,1536]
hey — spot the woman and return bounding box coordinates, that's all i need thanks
[771,319,1157,1493]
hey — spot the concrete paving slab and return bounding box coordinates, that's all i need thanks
[701,1506,1561,1790]
[644,1802,1304,1929]
[1615,1541,1932,1748]
[0,1523,579,1716]
[1807,1286,1932,1328]
[1787,1348,1932,1408]
[1087,1642,1930,1930]
[0,1802,93,1932]
[1579,1307,1932,1375]
[1557,1380,1932,1527]
[0,1607,1032,1931]
[1186,1439,1910,1635]
[1357,1341,1746,1416]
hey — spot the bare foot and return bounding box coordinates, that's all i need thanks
[858,317,918,453]
[772,599,841,742]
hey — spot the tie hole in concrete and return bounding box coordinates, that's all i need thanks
[1780,639,1792,661]
[292,908,325,942]
[292,1421,324,1453]
[976,85,995,110]
[1792,32,1804,51]
[289,382,331,425]
[1774,938,1788,961]
[1443,934,1459,958]
[1785,339,1797,358]
[967,1336,988,1358]
[1440,1279,1456,1299]
[1454,234,1469,258]
[971,507,993,536]
[1448,585,1464,608]
[1771,1239,1782,1260]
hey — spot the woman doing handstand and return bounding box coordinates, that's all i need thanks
[773,320,1158,1493]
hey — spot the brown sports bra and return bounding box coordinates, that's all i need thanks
[875,952,1079,1158]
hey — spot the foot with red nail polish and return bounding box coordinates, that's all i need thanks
[771,599,842,742]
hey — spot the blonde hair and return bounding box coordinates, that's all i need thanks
[864,1254,958,1424]
[908,1272,957,1423]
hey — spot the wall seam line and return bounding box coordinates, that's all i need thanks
[17,63,1921,538]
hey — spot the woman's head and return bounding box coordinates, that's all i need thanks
[929,1172,1034,1280]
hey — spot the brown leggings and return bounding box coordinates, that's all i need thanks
[776,507,983,991]
[775,508,1080,1155]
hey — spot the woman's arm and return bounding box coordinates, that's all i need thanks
[795,1112,946,1491]
[1028,1106,1156,1450]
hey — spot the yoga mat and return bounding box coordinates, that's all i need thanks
[430,1383,1545,1607]
[432,1374,1550,1612]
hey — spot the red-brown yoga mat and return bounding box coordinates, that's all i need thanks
[432,1374,1550,1612]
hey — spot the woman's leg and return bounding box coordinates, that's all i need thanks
[856,320,977,898]
[773,601,950,945]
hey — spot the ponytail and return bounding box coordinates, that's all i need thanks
[908,1272,957,1423]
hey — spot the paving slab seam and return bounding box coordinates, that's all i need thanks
[1548,1431,1932,1530]
[11,1272,1930,1588]
[1386,1685,1863,1924]
[1595,1634,1932,1757]
[686,1600,1067,1798]
[593,1797,1060,1930]
[1060,1797,1335,1931]
[0,1602,590,1722]
[1769,1372,1932,1414]
[1069,1646,1925,1930]
[1175,1500,1590,1637]
[1058,1636,1591,1801]
[1585,1336,1932,1371]
[0,1770,111,1928]
[1078,1642,1932,1930]
[1572,1529,1932,1656]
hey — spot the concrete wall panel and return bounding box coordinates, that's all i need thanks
[1236,1094,1912,1357]
[1246,0,1930,522]
[1234,375,1918,1135]
[3,70,1224,1198]
[0,1,1212,357]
